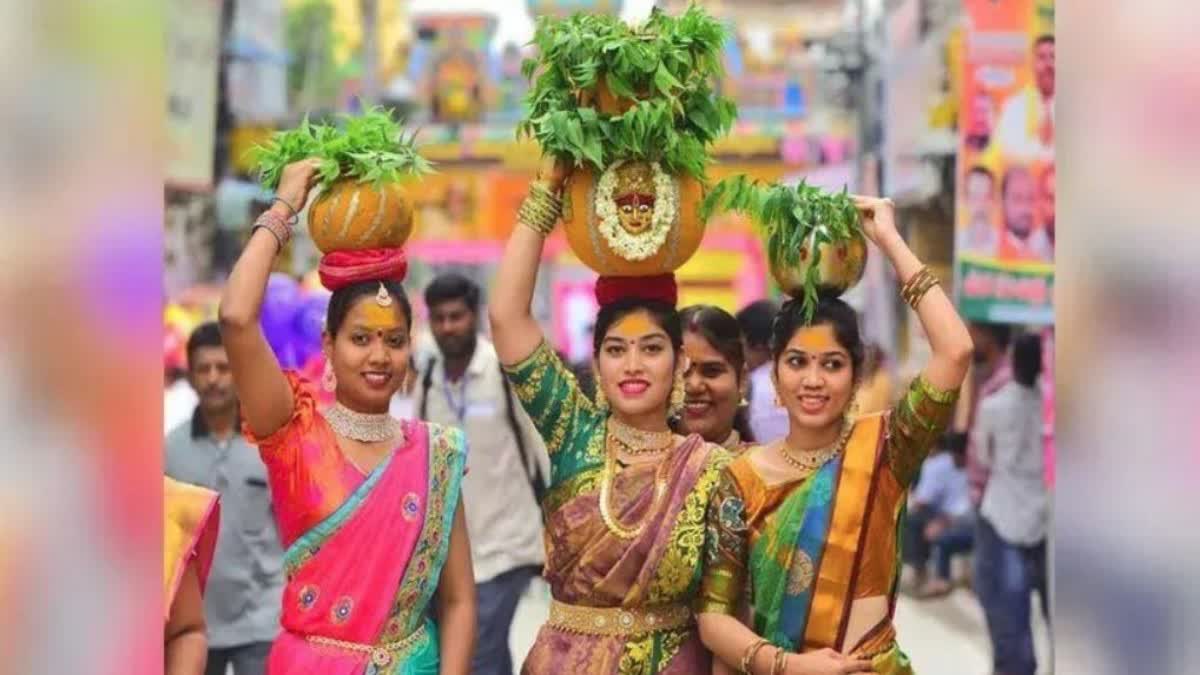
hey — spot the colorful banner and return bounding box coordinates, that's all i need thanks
[955,0,1054,324]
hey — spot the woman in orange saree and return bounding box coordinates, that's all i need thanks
[164,476,219,675]
[220,159,476,675]
[489,159,729,674]
[697,197,974,675]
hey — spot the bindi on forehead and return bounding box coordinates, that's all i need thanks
[791,325,846,355]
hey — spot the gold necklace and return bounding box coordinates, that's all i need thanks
[598,435,672,540]
[607,417,674,455]
[779,417,854,473]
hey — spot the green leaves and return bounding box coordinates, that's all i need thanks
[702,175,863,319]
[521,3,736,181]
[253,106,433,190]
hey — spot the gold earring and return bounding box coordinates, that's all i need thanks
[322,360,337,392]
[669,370,685,417]
[594,379,609,411]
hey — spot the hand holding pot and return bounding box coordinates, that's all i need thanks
[538,154,572,194]
[272,158,322,218]
[851,195,899,248]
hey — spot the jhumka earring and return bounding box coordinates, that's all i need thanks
[594,379,609,411]
[668,370,686,417]
[322,360,337,392]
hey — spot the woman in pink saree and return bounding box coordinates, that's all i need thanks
[220,160,476,674]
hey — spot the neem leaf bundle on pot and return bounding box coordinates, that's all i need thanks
[519,4,738,277]
[254,107,433,254]
[702,175,867,318]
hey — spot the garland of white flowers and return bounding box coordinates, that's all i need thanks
[594,160,677,262]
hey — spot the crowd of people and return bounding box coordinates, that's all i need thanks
[162,157,1051,675]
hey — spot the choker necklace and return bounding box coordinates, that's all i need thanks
[779,416,854,473]
[323,403,404,443]
[607,417,674,455]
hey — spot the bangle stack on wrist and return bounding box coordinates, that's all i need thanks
[252,210,293,252]
[740,639,770,674]
[518,180,563,236]
[901,265,940,310]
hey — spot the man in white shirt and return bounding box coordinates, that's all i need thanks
[972,333,1048,675]
[960,165,1000,257]
[737,300,788,444]
[414,273,548,675]
[996,35,1055,164]
[903,432,974,597]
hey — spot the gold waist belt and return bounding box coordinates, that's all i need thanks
[547,599,693,637]
[304,622,427,669]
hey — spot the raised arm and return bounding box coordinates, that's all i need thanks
[218,160,319,439]
[853,196,973,391]
[489,156,569,366]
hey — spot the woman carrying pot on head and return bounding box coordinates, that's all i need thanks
[676,305,755,452]
[219,159,476,675]
[488,157,731,674]
[164,477,219,675]
[697,196,974,675]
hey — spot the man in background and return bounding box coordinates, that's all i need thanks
[165,322,283,675]
[903,432,974,598]
[738,299,786,444]
[415,273,547,675]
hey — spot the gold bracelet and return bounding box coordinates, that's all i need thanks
[741,639,769,674]
[902,267,939,310]
[518,184,562,236]
[771,648,787,675]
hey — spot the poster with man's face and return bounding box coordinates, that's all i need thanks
[955,0,1054,325]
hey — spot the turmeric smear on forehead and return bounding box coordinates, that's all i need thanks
[361,303,402,331]
[792,324,842,353]
[610,311,658,340]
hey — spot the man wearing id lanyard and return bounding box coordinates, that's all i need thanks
[414,273,548,675]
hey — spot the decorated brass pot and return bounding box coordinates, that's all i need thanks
[562,160,706,276]
[307,179,414,254]
[770,230,868,297]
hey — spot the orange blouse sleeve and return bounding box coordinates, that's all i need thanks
[241,371,319,456]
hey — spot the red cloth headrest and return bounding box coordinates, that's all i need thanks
[594,274,678,307]
[318,248,408,292]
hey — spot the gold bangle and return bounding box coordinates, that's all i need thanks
[518,186,562,236]
[901,267,939,310]
[741,639,769,674]
[771,648,787,675]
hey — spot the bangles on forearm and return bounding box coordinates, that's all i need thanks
[901,265,940,310]
[518,180,563,236]
[251,210,293,252]
[740,638,769,673]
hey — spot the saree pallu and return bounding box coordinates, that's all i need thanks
[523,435,725,675]
[700,376,959,675]
[504,342,730,675]
[163,477,219,617]
[270,421,464,675]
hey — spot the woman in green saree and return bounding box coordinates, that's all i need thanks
[489,158,730,674]
[696,197,974,675]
